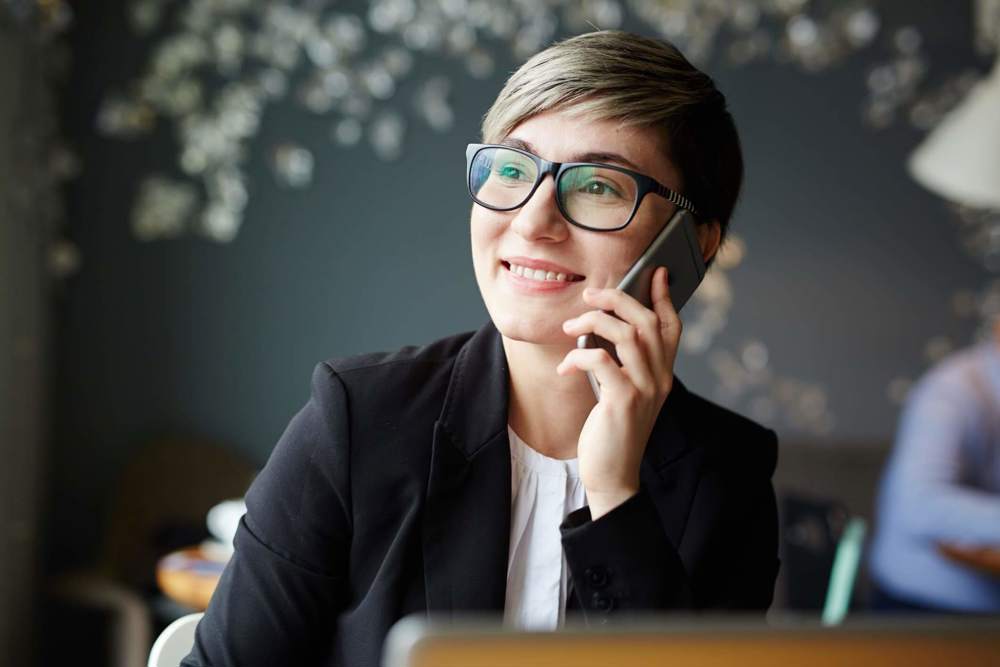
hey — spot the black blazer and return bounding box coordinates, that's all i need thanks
[183,322,779,667]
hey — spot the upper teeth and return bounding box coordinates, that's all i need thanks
[508,262,574,282]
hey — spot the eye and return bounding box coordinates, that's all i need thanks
[580,179,621,198]
[497,163,526,181]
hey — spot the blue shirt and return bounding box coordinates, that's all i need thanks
[869,342,1000,611]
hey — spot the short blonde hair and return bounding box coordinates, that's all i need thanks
[481,30,743,237]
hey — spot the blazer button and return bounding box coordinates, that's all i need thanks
[585,566,609,589]
[591,592,614,612]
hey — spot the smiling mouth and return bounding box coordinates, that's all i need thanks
[501,261,585,283]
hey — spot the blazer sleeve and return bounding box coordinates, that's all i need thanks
[182,363,353,666]
[560,487,693,622]
[560,428,779,622]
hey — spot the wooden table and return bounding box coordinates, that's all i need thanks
[939,544,1000,578]
[156,544,230,610]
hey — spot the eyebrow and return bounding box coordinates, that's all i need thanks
[500,137,642,172]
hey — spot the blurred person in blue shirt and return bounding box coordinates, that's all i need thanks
[869,323,1000,613]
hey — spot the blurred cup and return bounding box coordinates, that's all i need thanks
[206,498,247,557]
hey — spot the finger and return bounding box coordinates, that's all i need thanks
[645,266,672,371]
[649,266,682,347]
[582,286,660,337]
[562,311,656,393]
[583,284,665,379]
[557,347,636,401]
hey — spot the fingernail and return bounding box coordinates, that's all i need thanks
[584,287,597,296]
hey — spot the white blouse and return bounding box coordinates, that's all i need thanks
[503,425,588,630]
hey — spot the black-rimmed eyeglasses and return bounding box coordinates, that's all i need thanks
[465,143,699,232]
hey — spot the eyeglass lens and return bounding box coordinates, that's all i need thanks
[469,146,638,230]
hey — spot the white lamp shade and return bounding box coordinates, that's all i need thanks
[908,55,1000,210]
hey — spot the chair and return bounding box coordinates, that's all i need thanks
[45,439,255,667]
[779,495,848,610]
[148,612,203,667]
[778,494,867,622]
[822,516,867,625]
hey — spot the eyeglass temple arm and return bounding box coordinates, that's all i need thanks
[655,184,699,217]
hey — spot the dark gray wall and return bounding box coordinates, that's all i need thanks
[2,19,50,665]
[50,2,989,569]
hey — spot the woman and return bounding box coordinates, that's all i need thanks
[183,30,779,667]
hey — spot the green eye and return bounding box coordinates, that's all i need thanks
[577,179,620,198]
[561,166,627,202]
[586,181,615,196]
[498,164,524,180]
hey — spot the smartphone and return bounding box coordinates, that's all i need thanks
[576,208,706,399]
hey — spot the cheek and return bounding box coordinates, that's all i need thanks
[588,241,640,286]
[469,210,504,270]
[610,213,666,269]
[470,207,507,240]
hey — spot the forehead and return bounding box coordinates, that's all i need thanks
[503,110,680,190]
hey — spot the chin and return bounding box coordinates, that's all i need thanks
[490,310,573,348]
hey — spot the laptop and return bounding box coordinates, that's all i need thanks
[383,614,1000,667]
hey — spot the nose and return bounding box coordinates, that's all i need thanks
[508,175,569,242]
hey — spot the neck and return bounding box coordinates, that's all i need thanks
[501,335,597,460]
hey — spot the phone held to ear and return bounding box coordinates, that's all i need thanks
[576,209,706,400]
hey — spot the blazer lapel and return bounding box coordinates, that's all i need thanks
[422,322,512,615]
[639,381,705,549]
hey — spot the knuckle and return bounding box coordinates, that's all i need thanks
[621,386,640,406]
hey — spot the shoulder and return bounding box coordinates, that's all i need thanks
[896,344,994,434]
[309,329,475,428]
[672,380,778,479]
[911,344,990,400]
[324,329,474,378]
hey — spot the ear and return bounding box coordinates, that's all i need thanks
[696,219,722,264]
